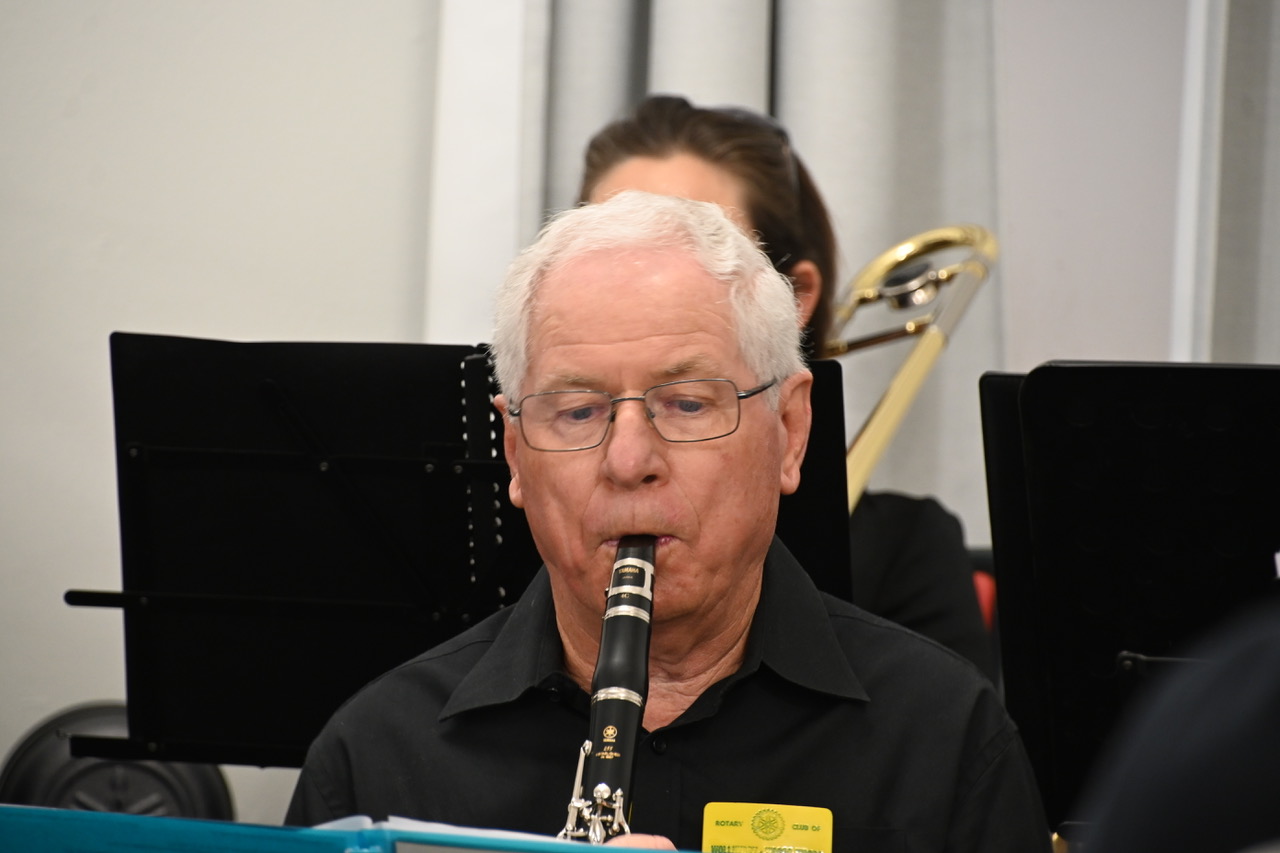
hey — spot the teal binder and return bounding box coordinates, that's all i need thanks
[0,805,598,853]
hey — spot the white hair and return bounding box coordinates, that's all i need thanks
[491,190,805,404]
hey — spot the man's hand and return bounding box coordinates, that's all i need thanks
[605,833,677,849]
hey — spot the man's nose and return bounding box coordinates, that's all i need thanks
[600,399,665,486]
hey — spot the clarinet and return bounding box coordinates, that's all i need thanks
[558,534,656,844]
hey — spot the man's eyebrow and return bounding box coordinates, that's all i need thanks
[661,357,719,378]
[541,371,603,390]
[536,358,722,392]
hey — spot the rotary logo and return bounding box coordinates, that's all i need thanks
[751,809,784,841]
[602,725,618,741]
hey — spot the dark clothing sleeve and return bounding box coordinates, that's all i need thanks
[1075,600,1280,853]
[285,761,340,827]
[949,721,1052,853]
[849,491,995,681]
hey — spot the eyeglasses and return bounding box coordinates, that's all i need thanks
[509,378,776,452]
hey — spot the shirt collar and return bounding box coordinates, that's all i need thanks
[440,537,867,720]
[749,538,868,702]
[439,567,565,720]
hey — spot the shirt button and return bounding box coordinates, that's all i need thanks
[650,737,667,755]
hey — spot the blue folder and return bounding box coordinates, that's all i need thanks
[0,804,597,853]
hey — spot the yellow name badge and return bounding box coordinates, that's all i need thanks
[702,802,833,853]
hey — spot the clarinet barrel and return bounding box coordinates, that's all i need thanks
[558,534,656,843]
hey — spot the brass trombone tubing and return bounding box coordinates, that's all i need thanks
[844,325,945,513]
[831,224,997,514]
[830,225,997,331]
[822,316,932,358]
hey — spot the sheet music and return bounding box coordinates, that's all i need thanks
[314,813,588,852]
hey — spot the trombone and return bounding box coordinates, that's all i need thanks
[820,225,998,513]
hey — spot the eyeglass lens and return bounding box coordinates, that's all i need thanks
[517,379,744,451]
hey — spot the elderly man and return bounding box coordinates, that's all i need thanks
[285,191,1050,853]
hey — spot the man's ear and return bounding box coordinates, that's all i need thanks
[776,371,813,496]
[495,395,525,508]
[787,259,822,327]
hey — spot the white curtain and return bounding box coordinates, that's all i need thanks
[424,0,1280,546]
[426,0,1003,545]
[1211,0,1280,365]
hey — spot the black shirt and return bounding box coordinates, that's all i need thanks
[850,492,994,681]
[286,540,1049,853]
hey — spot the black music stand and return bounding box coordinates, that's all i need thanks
[980,361,1280,832]
[68,333,849,768]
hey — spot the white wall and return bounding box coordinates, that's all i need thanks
[0,0,1224,827]
[1212,0,1280,365]
[0,0,442,824]
[992,0,1192,371]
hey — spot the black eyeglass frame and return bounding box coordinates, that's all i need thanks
[509,377,777,452]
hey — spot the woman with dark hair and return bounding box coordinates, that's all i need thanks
[579,96,836,359]
[579,95,994,680]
